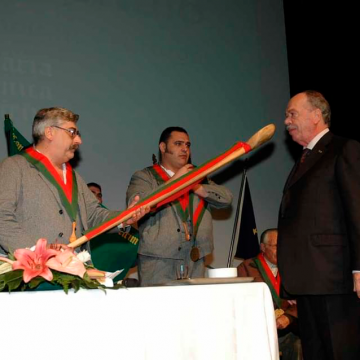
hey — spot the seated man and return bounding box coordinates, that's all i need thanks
[237,229,302,360]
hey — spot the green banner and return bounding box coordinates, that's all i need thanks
[4,114,31,156]
[90,227,139,281]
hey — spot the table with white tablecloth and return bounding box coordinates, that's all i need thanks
[0,282,279,360]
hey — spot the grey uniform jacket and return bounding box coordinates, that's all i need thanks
[0,155,118,253]
[126,167,232,260]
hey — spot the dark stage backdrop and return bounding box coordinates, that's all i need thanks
[284,0,359,143]
[0,0,292,268]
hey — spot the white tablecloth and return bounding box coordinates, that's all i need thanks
[0,282,278,360]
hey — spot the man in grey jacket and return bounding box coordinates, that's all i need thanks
[127,126,232,286]
[0,107,146,254]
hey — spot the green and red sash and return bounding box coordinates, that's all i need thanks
[149,164,208,241]
[21,147,78,223]
[254,253,282,309]
[83,141,251,242]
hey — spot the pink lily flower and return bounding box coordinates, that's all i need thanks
[47,250,86,278]
[12,238,58,283]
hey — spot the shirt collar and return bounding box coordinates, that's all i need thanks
[306,128,329,150]
[160,164,174,177]
[264,255,278,277]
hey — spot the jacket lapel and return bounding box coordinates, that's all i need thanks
[76,175,88,231]
[285,132,333,190]
[38,168,86,232]
[36,169,63,208]
[32,163,81,223]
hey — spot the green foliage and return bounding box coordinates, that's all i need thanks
[0,270,23,292]
[0,269,122,293]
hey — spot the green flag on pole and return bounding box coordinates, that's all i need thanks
[4,114,31,156]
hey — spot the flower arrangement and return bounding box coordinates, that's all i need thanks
[0,238,122,293]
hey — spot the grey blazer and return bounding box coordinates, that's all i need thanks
[0,155,118,253]
[126,167,232,260]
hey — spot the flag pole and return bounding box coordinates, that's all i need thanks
[4,114,11,155]
[227,164,247,268]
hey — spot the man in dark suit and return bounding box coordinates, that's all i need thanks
[278,90,360,359]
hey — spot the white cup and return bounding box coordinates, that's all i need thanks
[207,267,237,278]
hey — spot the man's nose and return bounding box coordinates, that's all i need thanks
[74,134,82,145]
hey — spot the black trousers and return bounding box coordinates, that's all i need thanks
[297,293,360,360]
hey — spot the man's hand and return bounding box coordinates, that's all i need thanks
[171,164,194,181]
[171,165,208,198]
[48,243,72,252]
[353,272,360,298]
[276,314,290,329]
[192,184,208,198]
[125,195,150,226]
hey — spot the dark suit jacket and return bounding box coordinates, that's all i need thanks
[278,132,360,296]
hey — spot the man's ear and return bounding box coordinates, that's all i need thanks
[312,108,323,125]
[159,142,166,155]
[44,126,54,141]
[260,243,265,253]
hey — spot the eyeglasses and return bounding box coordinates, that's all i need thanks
[52,125,81,138]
